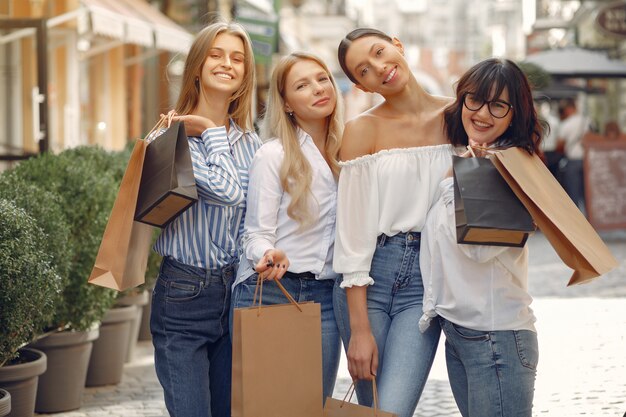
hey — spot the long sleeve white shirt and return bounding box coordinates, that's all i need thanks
[333,144,454,287]
[419,177,536,332]
[234,128,339,286]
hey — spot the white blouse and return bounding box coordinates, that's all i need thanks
[234,128,339,286]
[419,177,536,333]
[333,144,454,287]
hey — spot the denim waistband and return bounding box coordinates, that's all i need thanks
[159,256,236,285]
[377,231,421,247]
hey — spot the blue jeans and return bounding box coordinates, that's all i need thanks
[150,256,234,417]
[333,232,441,417]
[440,318,539,417]
[231,274,341,401]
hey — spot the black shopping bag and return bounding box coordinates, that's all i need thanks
[135,120,198,228]
[453,155,535,247]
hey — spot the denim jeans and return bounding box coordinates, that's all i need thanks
[333,232,441,417]
[151,256,234,417]
[231,274,341,402]
[440,318,539,417]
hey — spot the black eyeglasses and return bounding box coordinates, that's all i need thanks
[463,93,513,119]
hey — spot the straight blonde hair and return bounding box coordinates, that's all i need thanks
[175,19,256,131]
[262,52,343,228]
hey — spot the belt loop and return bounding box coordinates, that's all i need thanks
[377,234,387,247]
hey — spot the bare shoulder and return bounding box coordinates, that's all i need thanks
[432,94,455,111]
[339,114,378,161]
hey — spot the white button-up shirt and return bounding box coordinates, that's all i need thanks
[419,177,536,333]
[234,128,339,286]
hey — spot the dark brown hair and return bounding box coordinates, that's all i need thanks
[338,28,392,84]
[444,58,544,154]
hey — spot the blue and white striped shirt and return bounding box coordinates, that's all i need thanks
[154,119,261,270]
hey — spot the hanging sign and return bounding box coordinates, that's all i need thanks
[596,1,626,38]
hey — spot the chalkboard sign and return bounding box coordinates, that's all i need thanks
[584,139,626,230]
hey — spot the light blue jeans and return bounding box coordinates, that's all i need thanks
[333,232,441,417]
[231,274,341,402]
[440,317,539,417]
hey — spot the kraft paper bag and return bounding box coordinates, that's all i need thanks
[324,381,397,417]
[135,120,198,228]
[232,279,323,417]
[490,147,619,285]
[453,155,535,247]
[89,139,153,291]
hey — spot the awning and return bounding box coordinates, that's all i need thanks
[524,47,626,79]
[77,0,192,53]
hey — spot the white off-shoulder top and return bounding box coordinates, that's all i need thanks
[333,144,454,287]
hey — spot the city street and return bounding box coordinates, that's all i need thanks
[35,231,626,417]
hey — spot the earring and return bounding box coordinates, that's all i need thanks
[194,77,200,91]
[287,111,293,117]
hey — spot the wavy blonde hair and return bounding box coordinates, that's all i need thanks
[175,19,256,131]
[262,52,343,228]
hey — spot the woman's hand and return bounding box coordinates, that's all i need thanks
[347,329,378,381]
[161,112,217,136]
[254,249,290,281]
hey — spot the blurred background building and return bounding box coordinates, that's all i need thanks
[1,0,625,166]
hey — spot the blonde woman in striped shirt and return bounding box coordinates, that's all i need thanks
[150,20,261,417]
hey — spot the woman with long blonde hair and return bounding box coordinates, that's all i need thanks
[150,19,261,417]
[232,52,343,401]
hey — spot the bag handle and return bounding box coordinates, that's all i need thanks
[252,276,303,315]
[339,380,382,416]
[145,110,176,144]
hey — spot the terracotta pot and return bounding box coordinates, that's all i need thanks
[30,328,99,413]
[0,388,10,417]
[0,348,47,417]
[85,305,137,387]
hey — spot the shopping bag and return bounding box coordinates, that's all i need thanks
[453,155,535,247]
[135,120,198,228]
[88,139,154,291]
[324,381,397,417]
[490,147,619,285]
[232,279,323,417]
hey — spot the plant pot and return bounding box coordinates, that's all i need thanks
[30,328,99,413]
[0,348,46,417]
[0,389,10,417]
[137,288,153,341]
[85,305,137,387]
[116,290,150,362]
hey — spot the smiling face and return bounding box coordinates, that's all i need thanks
[199,33,245,96]
[282,59,337,123]
[461,86,514,146]
[343,35,409,94]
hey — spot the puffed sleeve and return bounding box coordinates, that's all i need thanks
[333,157,379,287]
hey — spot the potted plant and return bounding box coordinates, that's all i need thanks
[9,147,120,412]
[0,199,62,417]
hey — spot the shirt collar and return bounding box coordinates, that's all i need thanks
[228,118,245,146]
[296,127,311,146]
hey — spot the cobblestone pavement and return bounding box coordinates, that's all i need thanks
[35,232,626,417]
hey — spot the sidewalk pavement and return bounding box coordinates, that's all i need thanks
[36,232,626,417]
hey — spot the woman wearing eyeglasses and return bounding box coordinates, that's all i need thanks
[419,58,545,417]
[333,28,453,417]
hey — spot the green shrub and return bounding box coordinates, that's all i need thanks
[9,148,120,331]
[0,199,63,366]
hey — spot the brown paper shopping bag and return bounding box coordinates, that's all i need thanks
[324,381,397,417]
[490,147,618,285]
[232,279,323,417]
[88,139,154,291]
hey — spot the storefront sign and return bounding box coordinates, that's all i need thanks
[596,1,626,38]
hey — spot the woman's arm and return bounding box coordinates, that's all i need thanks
[345,286,378,380]
[242,142,289,281]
